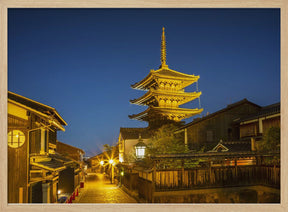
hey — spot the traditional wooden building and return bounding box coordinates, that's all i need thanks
[8,91,67,203]
[129,28,203,128]
[238,102,280,150]
[175,99,262,151]
[56,141,85,196]
[8,91,84,203]
[208,140,256,166]
[56,141,85,162]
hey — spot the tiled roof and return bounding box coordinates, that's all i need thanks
[50,153,74,163]
[221,141,251,152]
[208,141,251,153]
[56,141,85,154]
[176,99,261,131]
[239,102,280,122]
[31,158,66,171]
[120,127,151,140]
[8,91,67,126]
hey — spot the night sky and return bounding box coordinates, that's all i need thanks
[8,9,280,156]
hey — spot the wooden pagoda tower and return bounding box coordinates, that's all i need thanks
[129,27,203,127]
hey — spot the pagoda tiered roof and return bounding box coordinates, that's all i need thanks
[130,89,202,106]
[129,106,203,122]
[129,27,203,124]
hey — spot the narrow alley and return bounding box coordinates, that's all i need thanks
[73,173,137,203]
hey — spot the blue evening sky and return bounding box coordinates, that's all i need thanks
[8,9,280,156]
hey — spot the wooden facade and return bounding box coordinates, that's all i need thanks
[239,103,280,139]
[8,91,84,203]
[239,102,280,151]
[8,115,29,203]
[56,141,85,190]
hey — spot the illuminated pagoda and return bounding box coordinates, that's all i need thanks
[129,27,203,127]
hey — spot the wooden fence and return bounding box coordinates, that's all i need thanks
[122,173,139,191]
[136,165,280,191]
[122,165,279,202]
[137,177,153,202]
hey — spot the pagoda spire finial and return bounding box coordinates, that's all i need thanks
[161,27,168,68]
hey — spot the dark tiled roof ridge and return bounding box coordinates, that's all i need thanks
[239,102,280,122]
[262,102,280,109]
[176,98,260,130]
[222,141,251,144]
[8,91,67,126]
[56,140,85,154]
[8,91,55,110]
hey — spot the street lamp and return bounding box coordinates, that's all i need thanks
[119,170,124,187]
[109,159,115,184]
[99,160,104,173]
[109,159,114,165]
[135,134,146,159]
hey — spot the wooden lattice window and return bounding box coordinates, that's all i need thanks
[8,130,25,148]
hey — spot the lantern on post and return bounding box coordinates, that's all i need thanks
[135,134,146,159]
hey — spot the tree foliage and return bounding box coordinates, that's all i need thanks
[259,126,280,153]
[102,144,119,161]
[146,123,187,155]
[103,144,113,152]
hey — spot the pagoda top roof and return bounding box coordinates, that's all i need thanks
[132,28,200,90]
[156,68,198,78]
[131,67,199,90]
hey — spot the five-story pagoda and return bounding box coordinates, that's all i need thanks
[129,28,203,127]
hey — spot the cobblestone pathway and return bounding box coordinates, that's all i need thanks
[73,173,138,203]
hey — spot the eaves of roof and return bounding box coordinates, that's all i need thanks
[239,102,280,123]
[8,91,67,126]
[175,99,261,132]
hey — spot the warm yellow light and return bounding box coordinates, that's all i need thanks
[119,157,123,163]
[15,134,19,138]
[109,159,114,164]
[120,171,124,176]
[100,161,104,166]
[58,190,61,195]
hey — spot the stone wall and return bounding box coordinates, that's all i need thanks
[153,185,280,203]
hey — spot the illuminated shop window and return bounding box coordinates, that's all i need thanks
[8,130,25,148]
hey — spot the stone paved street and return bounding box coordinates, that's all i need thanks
[73,173,138,203]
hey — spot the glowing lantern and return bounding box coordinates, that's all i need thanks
[135,134,146,159]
